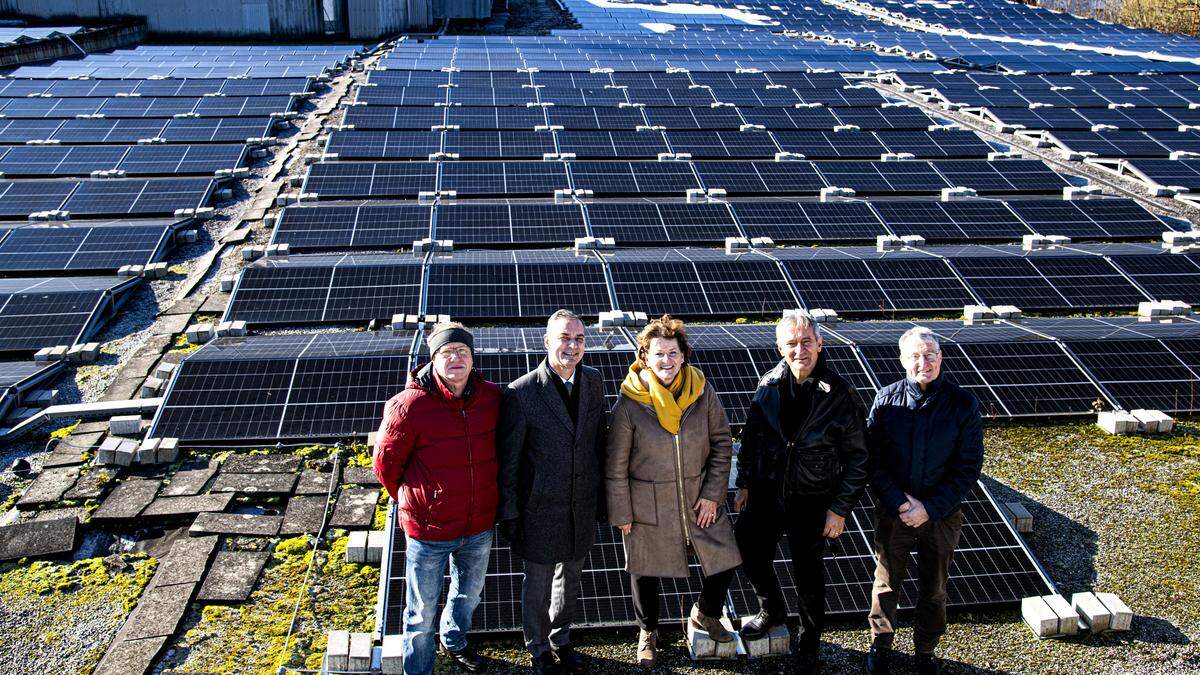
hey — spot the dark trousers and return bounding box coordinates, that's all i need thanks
[868,508,963,655]
[522,555,587,658]
[735,494,830,651]
[630,567,736,632]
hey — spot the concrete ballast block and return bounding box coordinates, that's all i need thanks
[325,629,350,671]
[1004,501,1034,533]
[348,632,372,671]
[156,437,179,464]
[740,616,790,657]
[1097,410,1139,435]
[1072,592,1112,632]
[1043,594,1079,636]
[381,634,403,674]
[685,616,738,660]
[346,531,368,564]
[109,415,141,436]
[1095,592,1132,631]
[1022,596,1060,637]
[136,438,160,464]
[367,530,385,565]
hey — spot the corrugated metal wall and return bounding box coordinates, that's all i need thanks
[0,0,323,36]
[0,0,483,35]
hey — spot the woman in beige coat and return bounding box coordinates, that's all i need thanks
[606,315,742,667]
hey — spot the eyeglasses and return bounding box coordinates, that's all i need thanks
[435,347,472,360]
[901,350,941,363]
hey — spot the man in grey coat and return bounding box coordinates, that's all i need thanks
[497,309,608,675]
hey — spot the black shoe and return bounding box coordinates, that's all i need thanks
[531,651,560,675]
[915,653,941,675]
[442,643,486,672]
[739,610,785,641]
[865,644,891,675]
[553,644,584,673]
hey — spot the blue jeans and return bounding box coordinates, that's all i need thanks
[402,529,492,675]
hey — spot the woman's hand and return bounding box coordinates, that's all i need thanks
[618,523,633,535]
[693,498,719,528]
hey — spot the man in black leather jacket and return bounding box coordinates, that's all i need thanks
[734,310,869,668]
[864,326,983,675]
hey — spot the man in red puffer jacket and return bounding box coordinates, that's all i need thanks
[374,321,500,675]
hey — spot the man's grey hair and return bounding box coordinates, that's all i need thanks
[777,309,821,342]
[546,309,583,332]
[426,320,467,347]
[898,326,940,352]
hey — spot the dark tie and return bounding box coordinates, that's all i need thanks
[564,380,573,396]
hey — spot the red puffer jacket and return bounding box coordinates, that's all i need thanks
[373,362,501,541]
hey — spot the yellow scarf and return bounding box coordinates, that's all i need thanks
[620,362,706,434]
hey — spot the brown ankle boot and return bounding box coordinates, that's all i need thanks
[637,629,658,666]
[689,602,734,642]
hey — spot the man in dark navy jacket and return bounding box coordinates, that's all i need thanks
[865,326,984,675]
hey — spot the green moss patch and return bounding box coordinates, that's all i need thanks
[161,535,378,673]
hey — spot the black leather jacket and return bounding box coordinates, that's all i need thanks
[735,357,869,517]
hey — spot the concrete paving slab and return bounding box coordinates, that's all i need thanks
[294,469,333,495]
[329,488,380,529]
[92,479,161,521]
[30,507,84,523]
[221,453,302,474]
[280,495,328,535]
[15,466,80,509]
[196,551,270,602]
[0,517,77,561]
[153,536,218,586]
[123,582,197,640]
[93,636,168,675]
[159,465,218,497]
[342,466,381,486]
[210,472,297,496]
[63,468,112,500]
[189,512,283,537]
[42,448,88,468]
[142,492,234,518]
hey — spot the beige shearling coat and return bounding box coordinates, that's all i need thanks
[605,381,742,578]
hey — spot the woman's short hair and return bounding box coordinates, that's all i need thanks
[635,314,692,365]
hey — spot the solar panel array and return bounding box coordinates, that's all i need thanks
[142,0,1200,641]
[0,45,356,415]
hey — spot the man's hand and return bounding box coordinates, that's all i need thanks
[618,523,633,536]
[498,518,523,544]
[899,495,929,528]
[694,498,719,528]
[822,510,845,539]
[734,488,749,513]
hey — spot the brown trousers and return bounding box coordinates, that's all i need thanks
[868,508,963,655]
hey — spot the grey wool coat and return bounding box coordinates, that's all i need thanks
[497,360,608,564]
[606,382,742,578]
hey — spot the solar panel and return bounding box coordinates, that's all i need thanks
[425,250,611,319]
[1109,254,1200,305]
[304,162,438,199]
[732,201,888,241]
[226,255,423,325]
[61,178,214,215]
[604,248,797,317]
[1125,159,1200,191]
[870,201,1030,240]
[381,481,1051,634]
[0,220,174,272]
[1066,339,1200,412]
[270,204,433,250]
[1005,199,1167,239]
[151,332,417,441]
[0,276,136,353]
[586,201,739,244]
[434,202,587,245]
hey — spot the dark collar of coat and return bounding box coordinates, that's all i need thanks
[904,372,945,404]
[535,357,581,435]
[757,355,831,438]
